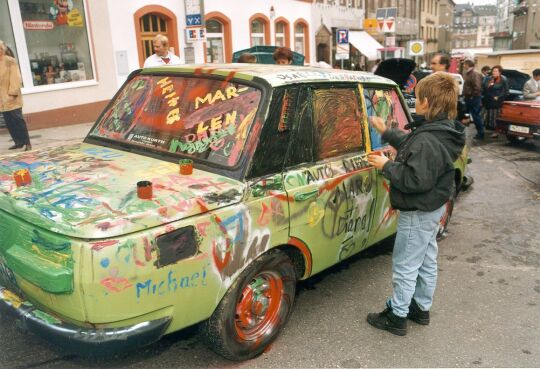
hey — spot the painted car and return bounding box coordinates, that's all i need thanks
[0,65,469,361]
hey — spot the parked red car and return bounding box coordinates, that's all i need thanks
[496,100,540,144]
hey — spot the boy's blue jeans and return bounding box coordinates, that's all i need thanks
[390,205,446,318]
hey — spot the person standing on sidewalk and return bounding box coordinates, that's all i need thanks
[143,34,183,68]
[365,73,465,336]
[0,40,31,151]
[522,69,540,100]
[482,65,508,137]
[462,59,485,139]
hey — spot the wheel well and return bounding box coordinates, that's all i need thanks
[454,169,462,191]
[275,245,306,280]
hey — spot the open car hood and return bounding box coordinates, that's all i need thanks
[375,58,417,88]
[502,69,529,91]
[0,143,244,239]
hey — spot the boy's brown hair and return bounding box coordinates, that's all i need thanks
[238,53,257,63]
[415,72,458,120]
[273,47,293,63]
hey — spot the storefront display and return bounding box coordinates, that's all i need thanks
[3,0,94,88]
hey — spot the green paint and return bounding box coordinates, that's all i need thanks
[32,310,62,325]
[5,246,73,294]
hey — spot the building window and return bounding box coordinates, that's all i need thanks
[206,19,224,63]
[17,0,94,87]
[294,23,305,55]
[274,18,290,48]
[250,18,267,46]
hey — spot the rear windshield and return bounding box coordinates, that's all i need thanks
[90,75,262,167]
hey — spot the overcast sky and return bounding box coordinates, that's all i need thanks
[453,0,497,4]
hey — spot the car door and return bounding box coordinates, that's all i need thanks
[283,84,378,275]
[360,84,410,245]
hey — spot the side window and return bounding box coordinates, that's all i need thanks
[285,87,314,168]
[362,87,409,149]
[312,87,364,160]
[248,88,296,178]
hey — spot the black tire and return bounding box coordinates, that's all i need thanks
[506,134,528,144]
[200,249,296,361]
[437,181,456,240]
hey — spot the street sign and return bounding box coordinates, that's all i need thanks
[376,7,397,33]
[336,29,349,45]
[336,43,350,60]
[408,40,425,56]
[186,27,206,42]
[185,0,205,27]
[363,18,378,35]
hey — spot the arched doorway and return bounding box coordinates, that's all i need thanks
[134,5,179,66]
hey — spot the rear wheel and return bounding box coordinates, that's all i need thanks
[437,181,457,240]
[506,134,528,144]
[200,249,296,361]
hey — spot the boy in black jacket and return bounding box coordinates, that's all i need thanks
[366,72,465,336]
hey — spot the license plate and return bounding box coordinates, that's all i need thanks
[509,125,530,134]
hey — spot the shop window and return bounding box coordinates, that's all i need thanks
[251,19,266,46]
[0,1,18,60]
[206,19,225,63]
[140,14,168,60]
[19,0,94,86]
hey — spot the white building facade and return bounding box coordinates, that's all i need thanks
[1,0,370,128]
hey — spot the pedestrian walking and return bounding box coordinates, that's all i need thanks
[462,59,485,139]
[482,65,508,137]
[0,40,31,151]
[143,34,183,68]
[365,72,465,336]
[522,68,540,100]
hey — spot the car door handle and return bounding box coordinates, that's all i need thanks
[294,189,319,202]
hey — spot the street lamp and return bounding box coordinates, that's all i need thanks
[270,6,275,20]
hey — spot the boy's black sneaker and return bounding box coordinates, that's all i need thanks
[366,307,407,336]
[407,299,430,325]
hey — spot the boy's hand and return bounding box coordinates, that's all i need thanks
[367,152,389,170]
[369,116,387,134]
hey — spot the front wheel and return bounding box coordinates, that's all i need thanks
[200,249,296,361]
[437,181,456,240]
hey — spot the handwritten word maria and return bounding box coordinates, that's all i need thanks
[135,263,209,299]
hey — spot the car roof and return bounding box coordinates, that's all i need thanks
[141,63,396,88]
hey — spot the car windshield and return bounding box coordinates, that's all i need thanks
[89,74,262,167]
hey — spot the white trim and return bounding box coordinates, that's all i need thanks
[22,80,99,95]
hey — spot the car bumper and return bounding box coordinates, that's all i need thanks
[0,286,171,354]
[496,120,540,140]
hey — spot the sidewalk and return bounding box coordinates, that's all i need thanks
[0,122,94,155]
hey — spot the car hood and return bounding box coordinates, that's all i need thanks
[502,69,529,91]
[0,143,245,239]
[375,58,417,87]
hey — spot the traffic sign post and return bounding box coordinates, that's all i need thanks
[336,28,349,69]
[376,7,396,60]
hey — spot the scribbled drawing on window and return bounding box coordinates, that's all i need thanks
[313,88,364,160]
[91,75,262,167]
[363,88,408,149]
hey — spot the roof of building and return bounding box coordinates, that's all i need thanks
[141,64,395,88]
[474,5,497,16]
[455,4,475,14]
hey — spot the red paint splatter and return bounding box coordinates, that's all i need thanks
[91,240,119,251]
[100,276,132,292]
[196,221,211,237]
[212,239,232,272]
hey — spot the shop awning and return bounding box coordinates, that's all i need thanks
[348,31,384,61]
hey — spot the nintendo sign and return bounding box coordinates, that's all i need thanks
[23,21,54,30]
